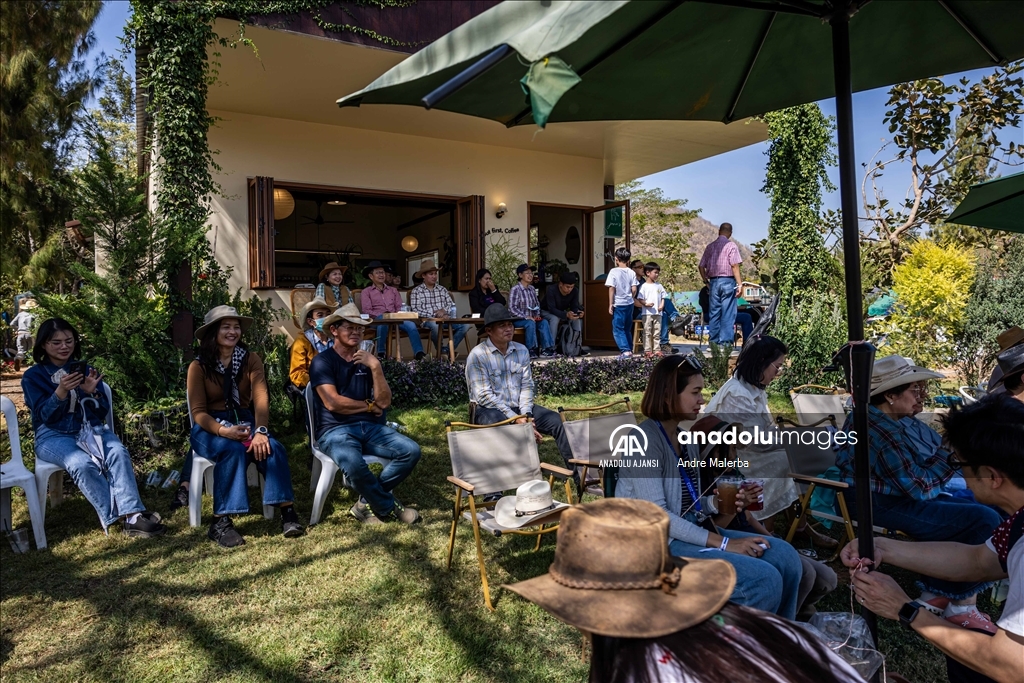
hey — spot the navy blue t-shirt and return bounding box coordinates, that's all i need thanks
[308,349,384,440]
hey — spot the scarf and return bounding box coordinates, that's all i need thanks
[50,365,78,414]
[215,346,248,410]
[992,506,1024,572]
[304,328,333,354]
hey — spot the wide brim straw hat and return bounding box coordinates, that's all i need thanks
[20,299,38,310]
[321,302,371,329]
[297,297,333,331]
[194,305,254,340]
[318,262,347,282]
[996,326,1024,351]
[504,498,735,638]
[869,355,943,397]
[991,344,1024,388]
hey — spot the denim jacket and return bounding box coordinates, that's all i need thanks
[22,362,110,435]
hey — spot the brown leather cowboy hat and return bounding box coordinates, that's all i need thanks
[318,262,347,282]
[503,498,734,638]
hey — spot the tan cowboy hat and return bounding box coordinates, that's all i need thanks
[20,299,38,310]
[493,480,569,529]
[321,302,371,329]
[318,262,347,282]
[297,297,333,331]
[870,355,943,397]
[997,326,1024,351]
[503,498,735,638]
[194,305,254,340]
[414,259,440,278]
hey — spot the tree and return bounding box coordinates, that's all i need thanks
[616,180,700,292]
[0,0,101,277]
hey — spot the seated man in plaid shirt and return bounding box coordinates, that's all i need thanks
[465,304,574,489]
[408,259,472,358]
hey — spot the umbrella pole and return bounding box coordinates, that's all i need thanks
[830,4,880,647]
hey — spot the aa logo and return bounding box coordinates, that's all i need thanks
[609,424,649,458]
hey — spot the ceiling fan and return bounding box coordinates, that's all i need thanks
[300,199,353,226]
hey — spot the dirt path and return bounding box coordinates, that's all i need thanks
[1,369,27,413]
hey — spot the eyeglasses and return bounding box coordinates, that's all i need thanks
[681,352,703,372]
[947,454,965,472]
[770,360,786,374]
[337,324,364,334]
[46,338,75,348]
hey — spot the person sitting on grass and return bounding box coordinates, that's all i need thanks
[835,355,1003,631]
[408,259,472,358]
[615,354,805,619]
[22,318,166,538]
[506,498,865,683]
[309,303,422,525]
[360,261,426,360]
[314,262,352,307]
[185,306,304,547]
[843,394,1024,683]
[508,263,554,358]
[288,297,333,390]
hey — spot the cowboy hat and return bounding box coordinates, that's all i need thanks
[991,344,1024,389]
[503,498,735,638]
[493,480,569,529]
[321,303,371,329]
[318,262,347,282]
[194,305,254,340]
[482,303,517,327]
[996,326,1024,351]
[20,299,38,310]
[414,259,440,278]
[870,355,943,397]
[361,260,394,279]
[297,297,333,331]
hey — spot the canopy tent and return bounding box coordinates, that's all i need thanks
[946,171,1024,233]
[337,0,1024,640]
[867,291,895,318]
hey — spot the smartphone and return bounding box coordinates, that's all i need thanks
[64,360,87,376]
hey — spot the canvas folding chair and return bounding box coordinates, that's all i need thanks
[445,417,574,610]
[789,384,847,426]
[559,397,635,500]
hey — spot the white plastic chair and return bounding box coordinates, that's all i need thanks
[185,394,273,528]
[34,383,116,525]
[958,386,985,405]
[1,396,48,549]
[305,382,391,526]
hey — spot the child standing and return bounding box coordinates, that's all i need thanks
[638,262,666,357]
[606,247,636,357]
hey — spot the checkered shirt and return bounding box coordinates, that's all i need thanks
[410,283,454,318]
[464,338,534,419]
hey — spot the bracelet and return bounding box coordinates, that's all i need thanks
[719,537,729,551]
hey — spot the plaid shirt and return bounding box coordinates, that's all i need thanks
[360,284,403,318]
[699,235,742,278]
[836,405,953,499]
[465,338,534,419]
[409,283,454,319]
[508,283,541,319]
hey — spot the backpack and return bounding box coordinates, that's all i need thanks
[558,323,582,357]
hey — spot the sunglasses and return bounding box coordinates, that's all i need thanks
[681,352,704,372]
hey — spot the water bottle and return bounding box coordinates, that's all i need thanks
[145,471,162,488]
[161,470,181,489]
[386,421,405,433]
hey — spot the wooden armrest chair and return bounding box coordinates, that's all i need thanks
[445,417,574,610]
[789,384,846,427]
[559,397,635,501]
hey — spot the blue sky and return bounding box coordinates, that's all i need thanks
[89,2,1015,246]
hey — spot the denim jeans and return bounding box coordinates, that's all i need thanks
[189,421,294,516]
[318,421,421,516]
[846,489,1002,599]
[541,312,581,349]
[736,311,754,343]
[474,405,574,468]
[375,317,423,355]
[35,425,146,529]
[669,523,803,619]
[421,320,472,352]
[611,305,633,352]
[707,277,738,346]
[660,298,678,345]
[513,319,553,351]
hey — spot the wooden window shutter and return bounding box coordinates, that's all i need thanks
[455,195,485,291]
[248,176,276,289]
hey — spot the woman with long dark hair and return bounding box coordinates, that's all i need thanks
[468,268,506,314]
[21,318,166,537]
[187,305,304,547]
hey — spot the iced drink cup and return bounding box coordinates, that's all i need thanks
[717,477,743,515]
[742,478,765,511]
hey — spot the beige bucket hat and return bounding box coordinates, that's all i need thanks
[321,303,371,329]
[194,305,254,340]
[297,297,333,330]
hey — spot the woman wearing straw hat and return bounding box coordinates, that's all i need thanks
[289,297,334,390]
[315,262,353,307]
[615,355,804,619]
[186,305,304,547]
[505,498,865,682]
[835,355,1003,631]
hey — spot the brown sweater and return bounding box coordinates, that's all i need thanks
[187,353,270,435]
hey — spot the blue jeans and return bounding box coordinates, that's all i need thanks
[514,319,553,351]
[35,425,146,529]
[670,526,802,619]
[189,421,294,516]
[708,277,738,346]
[846,490,1001,599]
[421,320,471,352]
[660,298,679,345]
[611,305,633,352]
[375,317,423,356]
[318,421,422,516]
[736,312,753,342]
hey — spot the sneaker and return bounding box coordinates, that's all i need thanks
[124,511,167,538]
[921,596,950,615]
[579,347,591,356]
[414,351,427,361]
[365,500,421,525]
[945,607,997,634]
[617,351,633,359]
[280,505,304,538]
[168,483,189,513]
[540,348,555,358]
[350,499,372,522]
[529,349,540,359]
[208,516,245,548]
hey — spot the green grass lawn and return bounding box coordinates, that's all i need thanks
[0,390,990,682]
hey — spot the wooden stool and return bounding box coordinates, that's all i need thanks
[631,318,644,353]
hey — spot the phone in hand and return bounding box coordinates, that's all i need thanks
[64,360,87,376]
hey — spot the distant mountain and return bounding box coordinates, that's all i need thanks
[680,215,754,265]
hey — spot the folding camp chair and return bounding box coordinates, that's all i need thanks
[789,384,847,426]
[445,417,574,610]
[560,397,635,500]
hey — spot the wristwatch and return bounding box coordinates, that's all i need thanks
[254,426,269,436]
[366,399,377,413]
[898,601,924,630]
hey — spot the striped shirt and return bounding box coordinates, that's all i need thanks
[409,283,454,318]
[508,283,541,319]
[699,235,742,278]
[464,338,534,419]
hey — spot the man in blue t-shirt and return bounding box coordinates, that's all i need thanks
[309,303,422,524]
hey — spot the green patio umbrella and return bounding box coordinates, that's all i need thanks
[338,0,1024,637]
[947,172,1024,233]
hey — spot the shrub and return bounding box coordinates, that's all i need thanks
[771,289,847,390]
[382,358,469,409]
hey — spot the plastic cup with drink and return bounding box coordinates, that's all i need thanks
[717,476,744,515]
[237,421,253,448]
[741,478,765,512]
